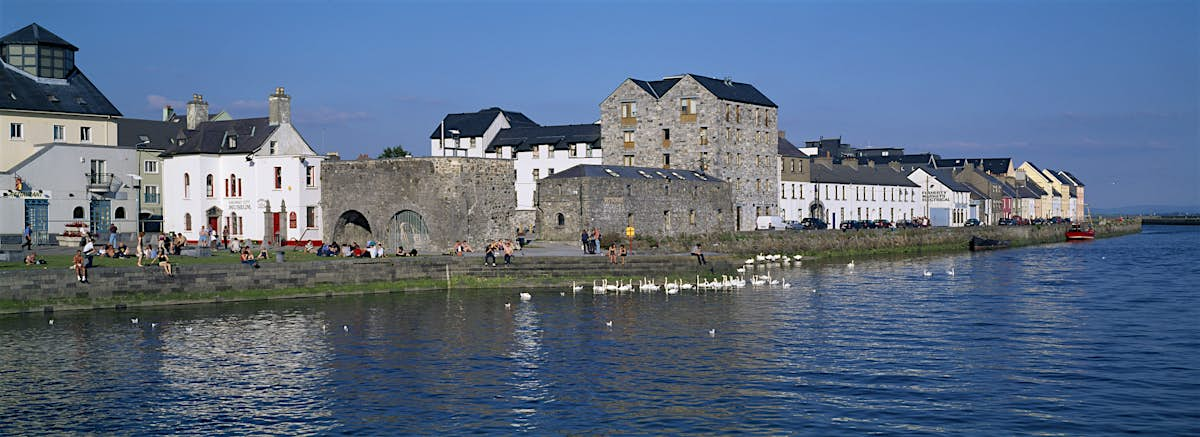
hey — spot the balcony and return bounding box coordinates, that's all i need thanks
[623,142,635,149]
[620,117,637,126]
[86,172,115,193]
[680,113,697,123]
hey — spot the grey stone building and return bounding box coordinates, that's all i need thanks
[535,164,733,242]
[320,157,516,252]
[600,74,778,231]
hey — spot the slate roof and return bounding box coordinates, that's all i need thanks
[777,136,806,157]
[1021,183,1046,198]
[1059,170,1085,186]
[543,164,724,183]
[982,173,1019,198]
[159,117,278,156]
[0,23,78,50]
[487,124,600,153]
[919,168,973,192]
[0,62,122,116]
[116,117,185,151]
[629,74,777,107]
[428,107,538,139]
[859,153,940,166]
[810,161,919,187]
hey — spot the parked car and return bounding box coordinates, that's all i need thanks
[800,218,828,230]
[965,218,981,227]
[895,219,916,228]
[1032,218,1046,225]
[840,220,862,231]
[997,218,1012,226]
[756,215,785,230]
[873,219,893,229]
[785,221,805,230]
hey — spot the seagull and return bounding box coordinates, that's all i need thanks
[321,324,327,333]
[130,318,138,324]
[605,320,613,328]
[846,260,855,269]
[48,319,54,325]
[811,288,818,293]
[708,329,716,337]
[520,292,532,301]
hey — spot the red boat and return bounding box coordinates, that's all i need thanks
[1065,223,1095,240]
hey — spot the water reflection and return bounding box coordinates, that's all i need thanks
[1,227,1197,434]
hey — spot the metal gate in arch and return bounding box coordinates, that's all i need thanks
[386,210,429,251]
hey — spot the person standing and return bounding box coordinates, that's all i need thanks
[20,223,32,250]
[82,237,96,268]
[593,228,602,254]
[580,230,590,254]
[107,223,118,248]
[222,225,230,250]
[73,250,88,283]
[136,231,146,267]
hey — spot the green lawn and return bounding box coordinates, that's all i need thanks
[0,248,349,270]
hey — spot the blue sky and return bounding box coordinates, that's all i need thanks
[2,0,1196,208]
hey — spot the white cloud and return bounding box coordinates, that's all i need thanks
[145,94,184,110]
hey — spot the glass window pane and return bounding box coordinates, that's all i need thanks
[40,47,50,56]
[53,58,63,68]
[23,45,36,55]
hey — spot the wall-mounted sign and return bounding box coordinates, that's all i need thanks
[922,190,949,202]
[227,199,253,210]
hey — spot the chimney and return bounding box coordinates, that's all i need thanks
[888,161,901,171]
[162,105,175,122]
[842,158,859,168]
[186,94,208,130]
[269,86,291,126]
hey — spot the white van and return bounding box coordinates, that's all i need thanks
[755,216,785,230]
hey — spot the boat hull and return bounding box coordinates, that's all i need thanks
[1065,231,1095,240]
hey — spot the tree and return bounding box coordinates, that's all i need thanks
[378,145,412,158]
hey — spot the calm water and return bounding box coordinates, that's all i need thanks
[2,226,1198,435]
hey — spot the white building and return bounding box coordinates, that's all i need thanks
[160,89,325,244]
[429,108,602,229]
[907,167,972,227]
[0,23,138,242]
[778,142,924,227]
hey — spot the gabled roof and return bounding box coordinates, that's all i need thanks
[811,161,919,187]
[428,107,538,139]
[1059,170,1085,187]
[628,74,777,107]
[160,117,278,156]
[1022,183,1046,197]
[0,23,78,51]
[544,164,725,183]
[915,168,973,192]
[1042,169,1070,185]
[0,64,122,116]
[777,136,806,157]
[487,123,600,153]
[116,117,185,151]
[982,173,1019,198]
[936,157,1011,175]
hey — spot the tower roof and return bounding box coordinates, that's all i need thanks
[0,23,78,51]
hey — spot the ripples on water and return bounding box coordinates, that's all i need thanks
[2,226,1198,434]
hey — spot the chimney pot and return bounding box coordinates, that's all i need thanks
[186,93,208,130]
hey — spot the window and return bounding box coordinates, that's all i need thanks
[185,213,192,231]
[699,152,709,171]
[274,167,282,189]
[53,124,64,141]
[143,160,159,174]
[269,140,277,154]
[570,144,578,157]
[533,145,541,159]
[680,97,697,114]
[662,128,670,141]
[80,126,91,143]
[306,206,317,228]
[289,212,297,229]
[206,174,214,197]
[623,155,634,166]
[725,103,731,122]
[620,102,637,118]
[700,127,708,145]
[549,168,555,175]
[689,209,696,225]
[623,130,635,147]
[227,136,236,149]
[663,153,670,169]
[144,185,160,204]
[115,207,126,219]
[556,213,565,226]
[306,166,316,187]
[183,173,190,198]
[736,106,741,123]
[533,168,540,180]
[470,137,477,148]
[9,123,22,139]
[73,206,84,219]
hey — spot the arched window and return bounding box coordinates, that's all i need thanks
[230,212,238,234]
[206,174,214,197]
[183,173,190,197]
[230,174,238,197]
[73,206,84,219]
[184,213,192,231]
[289,212,297,229]
[556,213,565,226]
[114,207,126,219]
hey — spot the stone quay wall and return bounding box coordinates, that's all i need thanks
[320,157,516,252]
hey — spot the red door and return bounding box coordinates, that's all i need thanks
[208,217,218,234]
[272,213,281,243]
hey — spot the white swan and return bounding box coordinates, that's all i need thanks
[520,292,532,301]
[708,328,716,337]
[130,318,138,324]
[923,269,933,277]
[946,267,955,276]
[846,260,855,269]
[571,282,583,293]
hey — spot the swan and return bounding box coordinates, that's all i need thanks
[505,301,512,309]
[618,282,633,293]
[130,318,138,324]
[780,280,791,288]
[946,267,955,276]
[923,269,933,277]
[593,280,606,294]
[744,259,755,265]
[560,291,566,296]
[846,260,855,269]
[736,267,746,273]
[793,255,803,261]
[342,325,349,332]
[48,319,54,325]
[572,282,583,293]
[520,292,532,301]
[150,323,158,329]
[708,328,716,337]
[186,327,193,333]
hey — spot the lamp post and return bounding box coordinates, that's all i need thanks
[126,173,143,233]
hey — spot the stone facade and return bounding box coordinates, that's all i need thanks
[535,165,733,242]
[320,157,516,252]
[600,74,778,231]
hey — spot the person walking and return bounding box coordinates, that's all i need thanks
[691,243,708,265]
[82,237,96,268]
[20,223,33,250]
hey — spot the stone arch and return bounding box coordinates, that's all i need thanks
[808,200,825,221]
[332,210,372,244]
[384,210,430,251]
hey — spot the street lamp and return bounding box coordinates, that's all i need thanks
[126,173,143,233]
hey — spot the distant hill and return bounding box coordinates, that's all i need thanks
[1092,205,1200,216]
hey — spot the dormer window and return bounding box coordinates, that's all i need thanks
[228,137,236,149]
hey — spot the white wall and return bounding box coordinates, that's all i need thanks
[513,143,601,210]
[0,143,138,235]
[1,111,118,171]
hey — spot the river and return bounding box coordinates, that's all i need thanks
[1,225,1197,434]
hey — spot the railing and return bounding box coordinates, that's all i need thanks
[86,172,114,192]
[144,193,160,204]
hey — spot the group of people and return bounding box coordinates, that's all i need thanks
[606,243,629,265]
[482,240,517,266]
[580,228,602,254]
[314,241,418,258]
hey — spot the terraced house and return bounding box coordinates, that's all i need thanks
[600,74,779,231]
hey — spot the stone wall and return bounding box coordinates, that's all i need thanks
[536,172,733,242]
[599,75,779,231]
[320,157,516,252]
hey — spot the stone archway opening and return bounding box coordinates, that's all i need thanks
[385,210,430,251]
[332,210,372,244]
